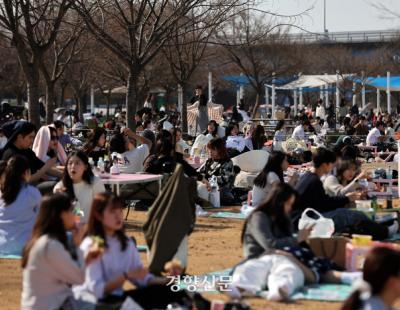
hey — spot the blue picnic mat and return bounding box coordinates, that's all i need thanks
[387,233,400,241]
[137,245,148,252]
[0,254,21,259]
[180,269,352,301]
[291,284,352,301]
[209,212,246,220]
[0,246,148,259]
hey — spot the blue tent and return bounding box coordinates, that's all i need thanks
[364,76,400,91]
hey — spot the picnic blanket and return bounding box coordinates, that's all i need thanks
[187,102,224,135]
[179,268,352,301]
[209,212,246,220]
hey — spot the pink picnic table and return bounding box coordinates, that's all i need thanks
[99,173,163,196]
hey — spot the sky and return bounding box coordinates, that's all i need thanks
[257,0,400,33]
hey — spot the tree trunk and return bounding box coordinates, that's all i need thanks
[251,91,262,119]
[76,93,87,122]
[181,84,188,133]
[106,92,111,119]
[126,67,139,130]
[45,82,56,124]
[26,68,41,127]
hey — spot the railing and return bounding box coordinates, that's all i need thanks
[284,30,400,44]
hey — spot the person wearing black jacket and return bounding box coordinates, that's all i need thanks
[292,148,394,238]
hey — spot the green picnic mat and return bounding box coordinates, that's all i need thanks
[209,212,246,220]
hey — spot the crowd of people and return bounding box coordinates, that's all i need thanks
[1,90,400,309]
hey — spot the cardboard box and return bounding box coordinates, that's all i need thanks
[309,237,350,270]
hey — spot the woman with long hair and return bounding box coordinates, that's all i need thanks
[83,128,107,165]
[0,156,41,255]
[342,247,400,310]
[202,120,219,137]
[273,120,286,151]
[240,183,361,297]
[324,160,366,197]
[74,192,195,308]
[21,193,100,310]
[198,138,236,205]
[54,151,105,223]
[252,151,298,207]
[244,125,266,151]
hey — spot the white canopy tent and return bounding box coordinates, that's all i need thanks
[275,74,347,90]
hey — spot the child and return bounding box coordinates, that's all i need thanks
[54,151,105,222]
[0,156,41,255]
[21,194,101,309]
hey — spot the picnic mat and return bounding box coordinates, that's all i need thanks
[290,284,352,301]
[209,212,246,220]
[179,269,352,301]
[0,254,21,259]
[387,233,400,242]
[0,245,148,260]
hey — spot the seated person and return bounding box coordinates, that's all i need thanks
[273,120,286,151]
[291,119,310,143]
[354,115,369,137]
[225,123,246,155]
[54,151,105,223]
[238,183,361,300]
[1,120,61,194]
[244,125,266,151]
[175,128,190,157]
[198,138,236,205]
[343,247,400,310]
[323,160,366,197]
[109,128,152,173]
[73,193,192,309]
[252,151,298,207]
[33,125,67,166]
[366,121,386,147]
[293,148,395,238]
[83,128,107,165]
[0,156,41,255]
[53,120,82,150]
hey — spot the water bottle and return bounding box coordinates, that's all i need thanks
[104,155,110,173]
[72,200,84,224]
[88,157,95,170]
[110,155,120,175]
[97,157,105,174]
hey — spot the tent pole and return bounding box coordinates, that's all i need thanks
[320,86,324,100]
[352,82,357,107]
[377,75,381,113]
[90,85,95,114]
[208,71,212,103]
[265,84,269,117]
[236,86,240,105]
[272,81,276,119]
[239,73,244,102]
[293,89,298,117]
[299,88,303,114]
[325,73,329,108]
[336,72,340,111]
[387,71,391,115]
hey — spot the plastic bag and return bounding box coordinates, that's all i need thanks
[298,208,335,238]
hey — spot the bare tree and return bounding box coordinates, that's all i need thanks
[0,0,73,126]
[74,0,249,129]
[39,15,85,124]
[218,12,302,117]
